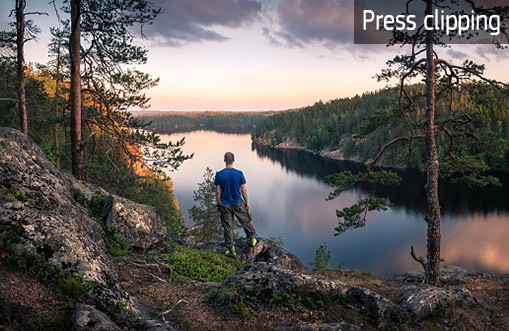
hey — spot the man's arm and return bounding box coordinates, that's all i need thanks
[241,184,250,212]
[216,185,221,207]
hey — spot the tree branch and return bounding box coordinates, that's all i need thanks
[410,245,427,271]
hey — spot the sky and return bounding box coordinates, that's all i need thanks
[1,0,508,111]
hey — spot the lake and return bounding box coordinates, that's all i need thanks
[159,130,509,277]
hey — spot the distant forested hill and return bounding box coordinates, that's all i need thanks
[253,84,509,171]
[138,111,273,134]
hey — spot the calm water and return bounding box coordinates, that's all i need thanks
[160,131,509,277]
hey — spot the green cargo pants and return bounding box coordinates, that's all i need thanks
[219,202,256,247]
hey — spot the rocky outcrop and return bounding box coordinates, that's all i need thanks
[392,265,494,284]
[218,262,408,326]
[172,235,309,273]
[100,195,167,250]
[0,127,115,290]
[399,287,477,319]
[346,286,408,323]
[71,304,120,331]
[224,262,348,300]
[0,127,167,314]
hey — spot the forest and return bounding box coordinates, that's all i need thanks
[0,0,188,232]
[253,84,509,171]
[138,111,272,134]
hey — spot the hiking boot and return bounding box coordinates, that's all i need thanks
[225,246,236,258]
[250,237,257,247]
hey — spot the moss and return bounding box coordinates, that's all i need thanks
[73,188,87,206]
[1,186,28,203]
[156,240,244,282]
[88,193,107,220]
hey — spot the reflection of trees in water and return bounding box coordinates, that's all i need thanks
[253,144,509,215]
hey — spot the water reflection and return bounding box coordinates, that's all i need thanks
[253,144,509,216]
[161,131,509,277]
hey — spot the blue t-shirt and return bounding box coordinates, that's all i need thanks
[214,168,246,205]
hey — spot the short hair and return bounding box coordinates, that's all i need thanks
[224,152,235,164]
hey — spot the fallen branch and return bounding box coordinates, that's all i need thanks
[161,299,188,321]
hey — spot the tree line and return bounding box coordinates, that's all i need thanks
[0,0,190,231]
[254,83,509,171]
[139,111,272,134]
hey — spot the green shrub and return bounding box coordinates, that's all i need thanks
[88,192,107,219]
[73,188,87,205]
[58,273,94,299]
[104,226,129,257]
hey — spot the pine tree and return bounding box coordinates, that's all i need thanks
[189,167,222,242]
[326,0,508,285]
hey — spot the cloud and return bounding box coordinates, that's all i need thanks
[447,48,469,60]
[147,0,262,47]
[474,44,508,62]
[265,0,354,48]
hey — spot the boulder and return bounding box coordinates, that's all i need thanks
[278,322,364,331]
[0,127,167,314]
[393,265,490,284]
[223,262,347,301]
[0,127,114,289]
[346,286,408,324]
[399,287,477,319]
[100,195,167,250]
[221,262,408,326]
[71,304,120,331]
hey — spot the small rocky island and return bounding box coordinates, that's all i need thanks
[1,126,508,330]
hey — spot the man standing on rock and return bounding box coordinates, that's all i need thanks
[215,152,257,257]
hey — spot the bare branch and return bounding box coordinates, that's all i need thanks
[410,245,427,271]
[366,135,425,175]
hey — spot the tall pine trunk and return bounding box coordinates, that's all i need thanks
[16,0,27,135]
[424,0,441,285]
[70,0,85,179]
[54,49,61,169]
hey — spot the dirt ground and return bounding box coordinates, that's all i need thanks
[1,254,507,331]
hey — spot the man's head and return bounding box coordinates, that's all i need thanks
[224,152,235,165]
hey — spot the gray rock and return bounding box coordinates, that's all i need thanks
[399,287,477,319]
[500,274,509,285]
[0,127,114,288]
[71,304,120,331]
[346,286,408,324]
[392,265,489,284]
[278,322,364,331]
[223,262,347,301]
[221,262,407,326]
[142,319,179,331]
[101,195,167,250]
[0,127,161,312]
[169,233,199,248]
[196,237,309,272]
